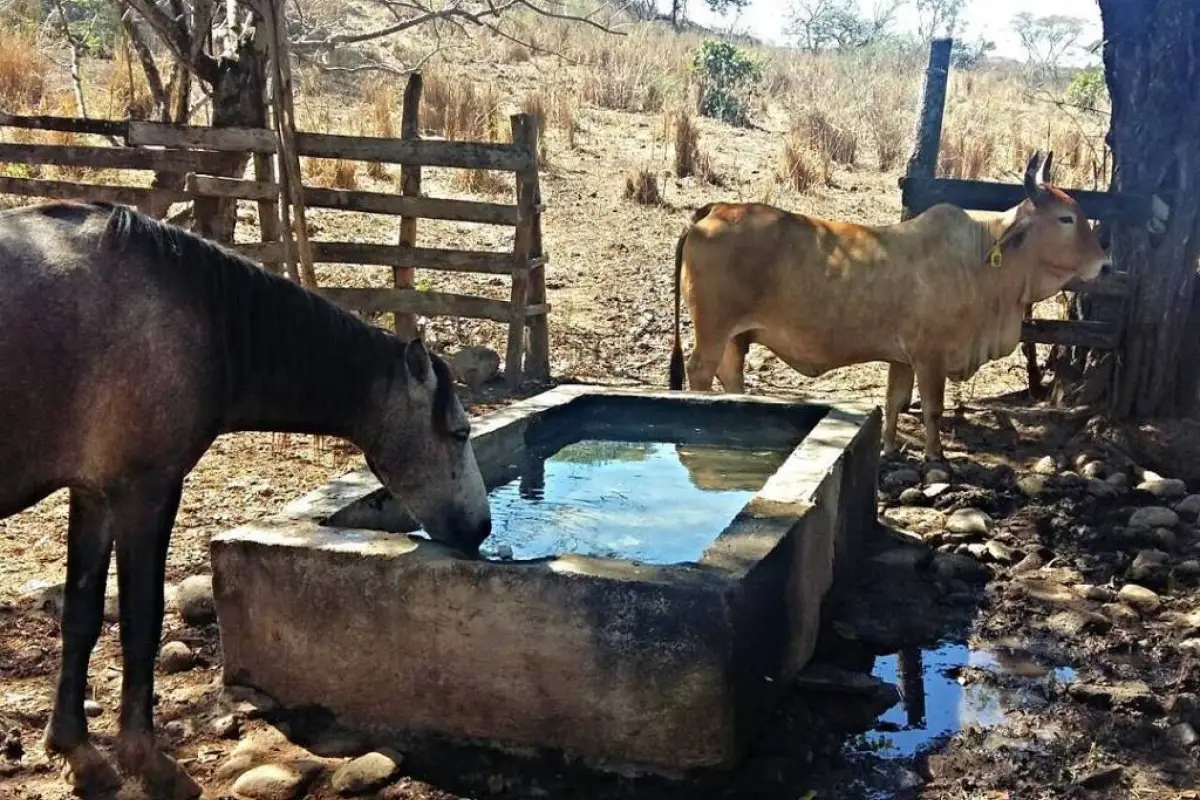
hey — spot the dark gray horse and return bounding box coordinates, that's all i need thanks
[0,201,493,798]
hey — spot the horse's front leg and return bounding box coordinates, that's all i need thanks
[44,488,122,794]
[110,476,201,800]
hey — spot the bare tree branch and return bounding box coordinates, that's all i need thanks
[122,12,171,117]
[116,0,219,82]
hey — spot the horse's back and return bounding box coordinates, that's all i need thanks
[0,203,216,502]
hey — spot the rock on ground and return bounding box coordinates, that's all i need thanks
[331,751,403,795]
[232,765,307,800]
[946,508,993,537]
[1128,507,1179,529]
[447,346,501,389]
[1118,583,1162,613]
[176,574,216,626]
[159,641,195,674]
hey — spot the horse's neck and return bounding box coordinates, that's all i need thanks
[218,280,391,444]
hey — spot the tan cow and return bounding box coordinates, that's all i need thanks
[668,152,1110,461]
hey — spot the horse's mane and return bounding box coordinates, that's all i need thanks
[74,201,453,430]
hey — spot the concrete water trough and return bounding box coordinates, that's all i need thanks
[210,386,881,774]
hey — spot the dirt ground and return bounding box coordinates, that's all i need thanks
[2,19,1195,800]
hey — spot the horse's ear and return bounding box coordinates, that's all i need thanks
[404,338,433,383]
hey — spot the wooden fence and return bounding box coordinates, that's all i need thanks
[899,39,1155,386]
[0,77,549,388]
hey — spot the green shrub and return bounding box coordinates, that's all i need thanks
[1065,66,1107,110]
[692,40,762,127]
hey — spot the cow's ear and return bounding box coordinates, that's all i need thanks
[995,215,1034,255]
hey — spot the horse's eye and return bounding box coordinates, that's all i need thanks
[1058,215,1074,224]
[451,427,470,442]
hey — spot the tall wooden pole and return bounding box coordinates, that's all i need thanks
[394,72,422,339]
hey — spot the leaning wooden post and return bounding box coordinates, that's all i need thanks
[394,72,423,339]
[505,113,538,389]
[253,152,287,277]
[524,132,550,383]
[900,38,952,223]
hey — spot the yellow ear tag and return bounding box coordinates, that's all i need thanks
[988,244,1003,267]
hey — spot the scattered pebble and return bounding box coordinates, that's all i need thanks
[1176,494,1200,519]
[231,764,307,800]
[331,751,403,795]
[1013,553,1044,574]
[1033,456,1058,475]
[1167,722,1198,749]
[83,700,102,718]
[1118,583,1162,613]
[176,575,216,626]
[1077,584,1117,603]
[159,641,195,674]
[882,468,921,492]
[210,714,241,740]
[923,468,951,485]
[946,508,993,537]
[898,487,927,506]
[1138,478,1187,500]
[986,540,1016,564]
[1080,461,1107,479]
[1128,507,1179,529]
[1106,472,1129,490]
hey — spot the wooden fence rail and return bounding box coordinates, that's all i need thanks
[902,39,1148,376]
[0,74,551,387]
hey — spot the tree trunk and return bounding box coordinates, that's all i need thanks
[192,26,269,242]
[1058,1,1200,416]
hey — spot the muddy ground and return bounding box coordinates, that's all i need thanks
[2,387,1200,800]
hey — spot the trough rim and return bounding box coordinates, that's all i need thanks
[211,384,880,585]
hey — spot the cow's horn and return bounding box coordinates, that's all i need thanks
[1024,151,1050,204]
[1038,151,1055,186]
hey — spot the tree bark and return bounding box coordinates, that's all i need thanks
[189,23,269,242]
[1058,1,1200,417]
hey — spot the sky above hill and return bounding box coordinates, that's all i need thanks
[673,0,1103,64]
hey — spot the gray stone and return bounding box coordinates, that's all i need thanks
[1138,478,1187,500]
[231,765,306,800]
[1118,583,1162,613]
[176,575,216,626]
[1106,472,1129,489]
[1033,455,1058,475]
[986,540,1017,564]
[159,641,195,674]
[1075,765,1123,789]
[1178,560,1200,579]
[924,468,951,485]
[1150,527,1178,550]
[1087,479,1119,499]
[1177,494,1200,519]
[1078,584,1117,603]
[1080,461,1107,479]
[882,468,921,491]
[1017,475,1050,497]
[898,487,927,506]
[923,482,951,499]
[1129,507,1179,529]
[946,508,993,537]
[966,543,989,561]
[83,700,102,718]
[331,752,402,795]
[1129,549,1171,589]
[1042,610,1111,637]
[1166,722,1198,749]
[1069,680,1160,712]
[210,714,241,739]
[1103,602,1142,625]
[447,346,501,389]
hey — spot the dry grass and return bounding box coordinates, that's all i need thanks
[105,38,154,120]
[673,109,699,178]
[451,167,511,196]
[799,111,857,166]
[304,157,359,189]
[422,71,502,141]
[0,28,46,111]
[362,78,396,180]
[624,167,662,205]
[778,135,821,193]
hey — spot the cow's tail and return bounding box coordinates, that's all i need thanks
[669,225,688,390]
[669,204,717,390]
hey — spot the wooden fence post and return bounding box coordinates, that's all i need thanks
[506,113,539,389]
[524,133,549,383]
[395,72,423,339]
[254,152,286,276]
[901,38,952,222]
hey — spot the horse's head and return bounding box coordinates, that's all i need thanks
[364,339,491,555]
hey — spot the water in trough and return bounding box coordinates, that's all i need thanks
[479,438,793,564]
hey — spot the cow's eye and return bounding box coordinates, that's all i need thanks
[1058,215,1074,224]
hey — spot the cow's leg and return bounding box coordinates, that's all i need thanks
[43,489,122,794]
[715,333,751,393]
[883,362,914,456]
[685,324,731,392]
[111,476,201,800]
[914,360,948,461]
